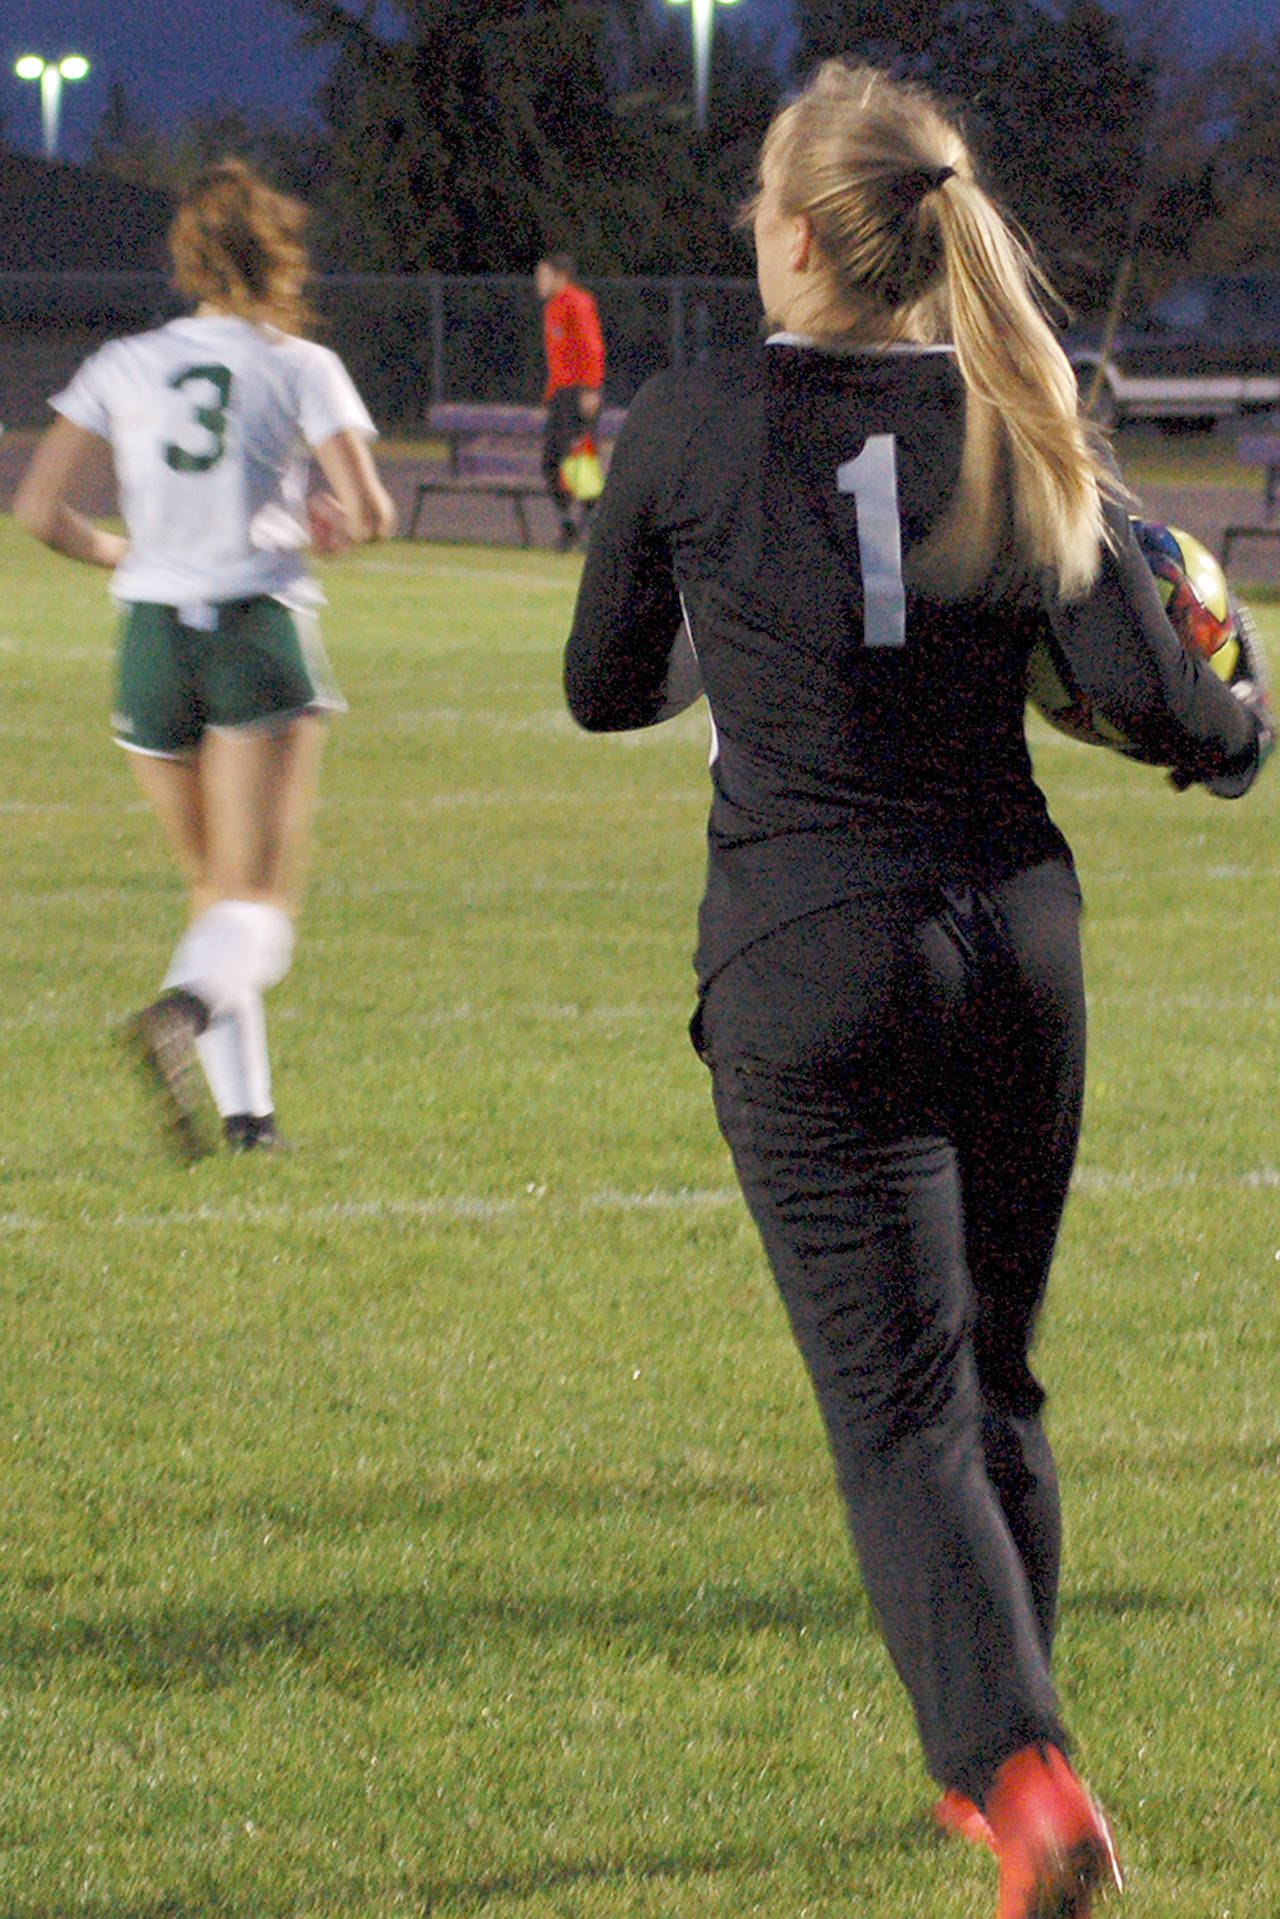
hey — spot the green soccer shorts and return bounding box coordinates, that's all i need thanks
[113,597,345,757]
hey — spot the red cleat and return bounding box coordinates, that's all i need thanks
[934,1788,997,1852]
[986,1745,1123,1919]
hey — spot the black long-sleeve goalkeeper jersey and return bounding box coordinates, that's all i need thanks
[564,341,1262,987]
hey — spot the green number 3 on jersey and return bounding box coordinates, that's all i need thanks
[164,364,234,473]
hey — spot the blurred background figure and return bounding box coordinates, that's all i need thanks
[535,249,605,551]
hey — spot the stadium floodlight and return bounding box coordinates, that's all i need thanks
[14,53,91,160]
[665,0,741,133]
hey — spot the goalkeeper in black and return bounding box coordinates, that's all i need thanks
[563,60,1271,1919]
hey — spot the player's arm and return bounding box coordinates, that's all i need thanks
[1046,504,1265,792]
[564,379,696,732]
[12,415,128,568]
[311,427,397,546]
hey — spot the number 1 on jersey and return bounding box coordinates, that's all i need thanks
[837,435,906,649]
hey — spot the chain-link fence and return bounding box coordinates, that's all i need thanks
[0,271,759,431]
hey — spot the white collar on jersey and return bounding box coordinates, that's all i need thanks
[765,329,956,357]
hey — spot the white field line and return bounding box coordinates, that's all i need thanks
[399,1002,664,1026]
[0,643,112,663]
[4,1170,1280,1238]
[1089,868,1280,885]
[389,706,579,734]
[0,1188,740,1236]
[386,707,709,749]
[0,801,86,814]
[1084,991,1280,1012]
[331,785,703,814]
[382,705,712,746]
[1071,1166,1280,1191]
[358,557,576,594]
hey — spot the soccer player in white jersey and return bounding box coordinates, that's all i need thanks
[15,159,397,1158]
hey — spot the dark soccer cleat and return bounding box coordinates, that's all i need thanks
[122,989,214,1163]
[224,1112,293,1152]
[987,1745,1123,1919]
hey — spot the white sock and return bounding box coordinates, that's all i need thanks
[163,900,295,1017]
[194,994,274,1121]
[196,1009,252,1119]
[239,990,275,1119]
[163,902,292,1125]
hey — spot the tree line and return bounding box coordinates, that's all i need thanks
[70,0,1280,311]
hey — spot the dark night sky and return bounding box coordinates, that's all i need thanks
[0,0,1268,164]
[2,0,333,159]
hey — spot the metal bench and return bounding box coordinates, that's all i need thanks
[1221,431,1280,567]
[404,402,625,546]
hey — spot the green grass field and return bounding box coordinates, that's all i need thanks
[3,506,1279,1918]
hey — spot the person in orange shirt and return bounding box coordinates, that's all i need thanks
[535,250,605,550]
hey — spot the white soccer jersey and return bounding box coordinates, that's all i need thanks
[52,313,377,609]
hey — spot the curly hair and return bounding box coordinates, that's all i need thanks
[169,159,313,336]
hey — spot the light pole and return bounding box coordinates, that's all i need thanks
[666,0,740,133]
[14,54,91,160]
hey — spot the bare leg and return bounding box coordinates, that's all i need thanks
[122,715,328,1147]
[124,712,327,914]
[198,713,328,910]
[123,749,211,908]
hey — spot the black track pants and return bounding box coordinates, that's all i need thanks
[542,387,585,519]
[695,859,1085,1804]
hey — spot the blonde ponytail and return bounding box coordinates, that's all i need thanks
[760,62,1115,600]
[932,176,1110,598]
